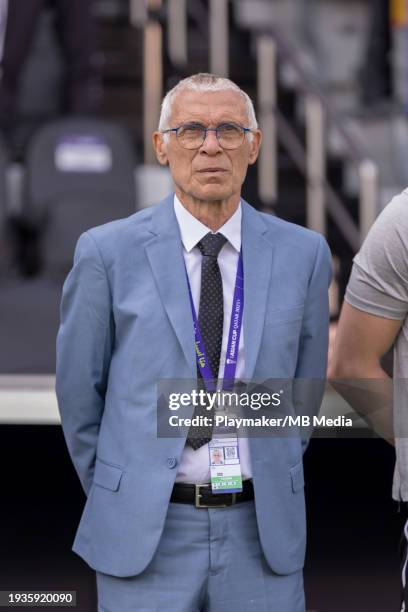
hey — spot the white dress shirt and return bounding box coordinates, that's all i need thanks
[173,194,253,484]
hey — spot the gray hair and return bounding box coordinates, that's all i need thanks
[158,73,258,140]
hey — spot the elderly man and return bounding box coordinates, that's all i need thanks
[56,73,332,612]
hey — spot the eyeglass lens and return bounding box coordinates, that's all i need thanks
[177,124,244,149]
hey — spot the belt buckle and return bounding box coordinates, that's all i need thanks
[194,484,237,508]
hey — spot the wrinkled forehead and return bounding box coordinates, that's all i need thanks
[170,89,249,126]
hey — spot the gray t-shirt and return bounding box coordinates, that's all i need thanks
[345,188,408,501]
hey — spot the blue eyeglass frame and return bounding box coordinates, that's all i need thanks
[161,122,252,147]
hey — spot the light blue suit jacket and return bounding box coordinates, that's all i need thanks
[56,194,332,578]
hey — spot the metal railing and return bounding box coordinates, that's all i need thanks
[168,0,187,67]
[209,0,229,76]
[257,36,278,204]
[256,26,379,249]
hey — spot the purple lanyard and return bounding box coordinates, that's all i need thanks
[185,250,244,392]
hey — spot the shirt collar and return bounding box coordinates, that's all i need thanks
[173,194,242,253]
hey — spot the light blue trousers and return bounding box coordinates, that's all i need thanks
[96,499,305,612]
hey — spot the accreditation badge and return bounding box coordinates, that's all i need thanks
[208,435,243,494]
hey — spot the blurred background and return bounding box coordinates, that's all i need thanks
[0,0,405,610]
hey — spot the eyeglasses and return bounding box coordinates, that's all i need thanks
[162,122,252,150]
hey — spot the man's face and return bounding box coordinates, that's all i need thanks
[153,89,262,204]
[212,449,223,464]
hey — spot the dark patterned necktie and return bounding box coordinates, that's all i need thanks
[186,232,227,450]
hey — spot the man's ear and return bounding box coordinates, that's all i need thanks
[248,130,262,165]
[152,132,169,166]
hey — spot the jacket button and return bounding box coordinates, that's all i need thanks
[166,457,177,469]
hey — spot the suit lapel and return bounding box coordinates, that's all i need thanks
[145,196,196,377]
[144,196,275,380]
[241,201,274,380]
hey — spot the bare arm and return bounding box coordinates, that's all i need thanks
[329,301,403,443]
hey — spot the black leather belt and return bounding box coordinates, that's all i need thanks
[170,479,254,508]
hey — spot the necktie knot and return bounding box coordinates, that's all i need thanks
[197,232,227,258]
